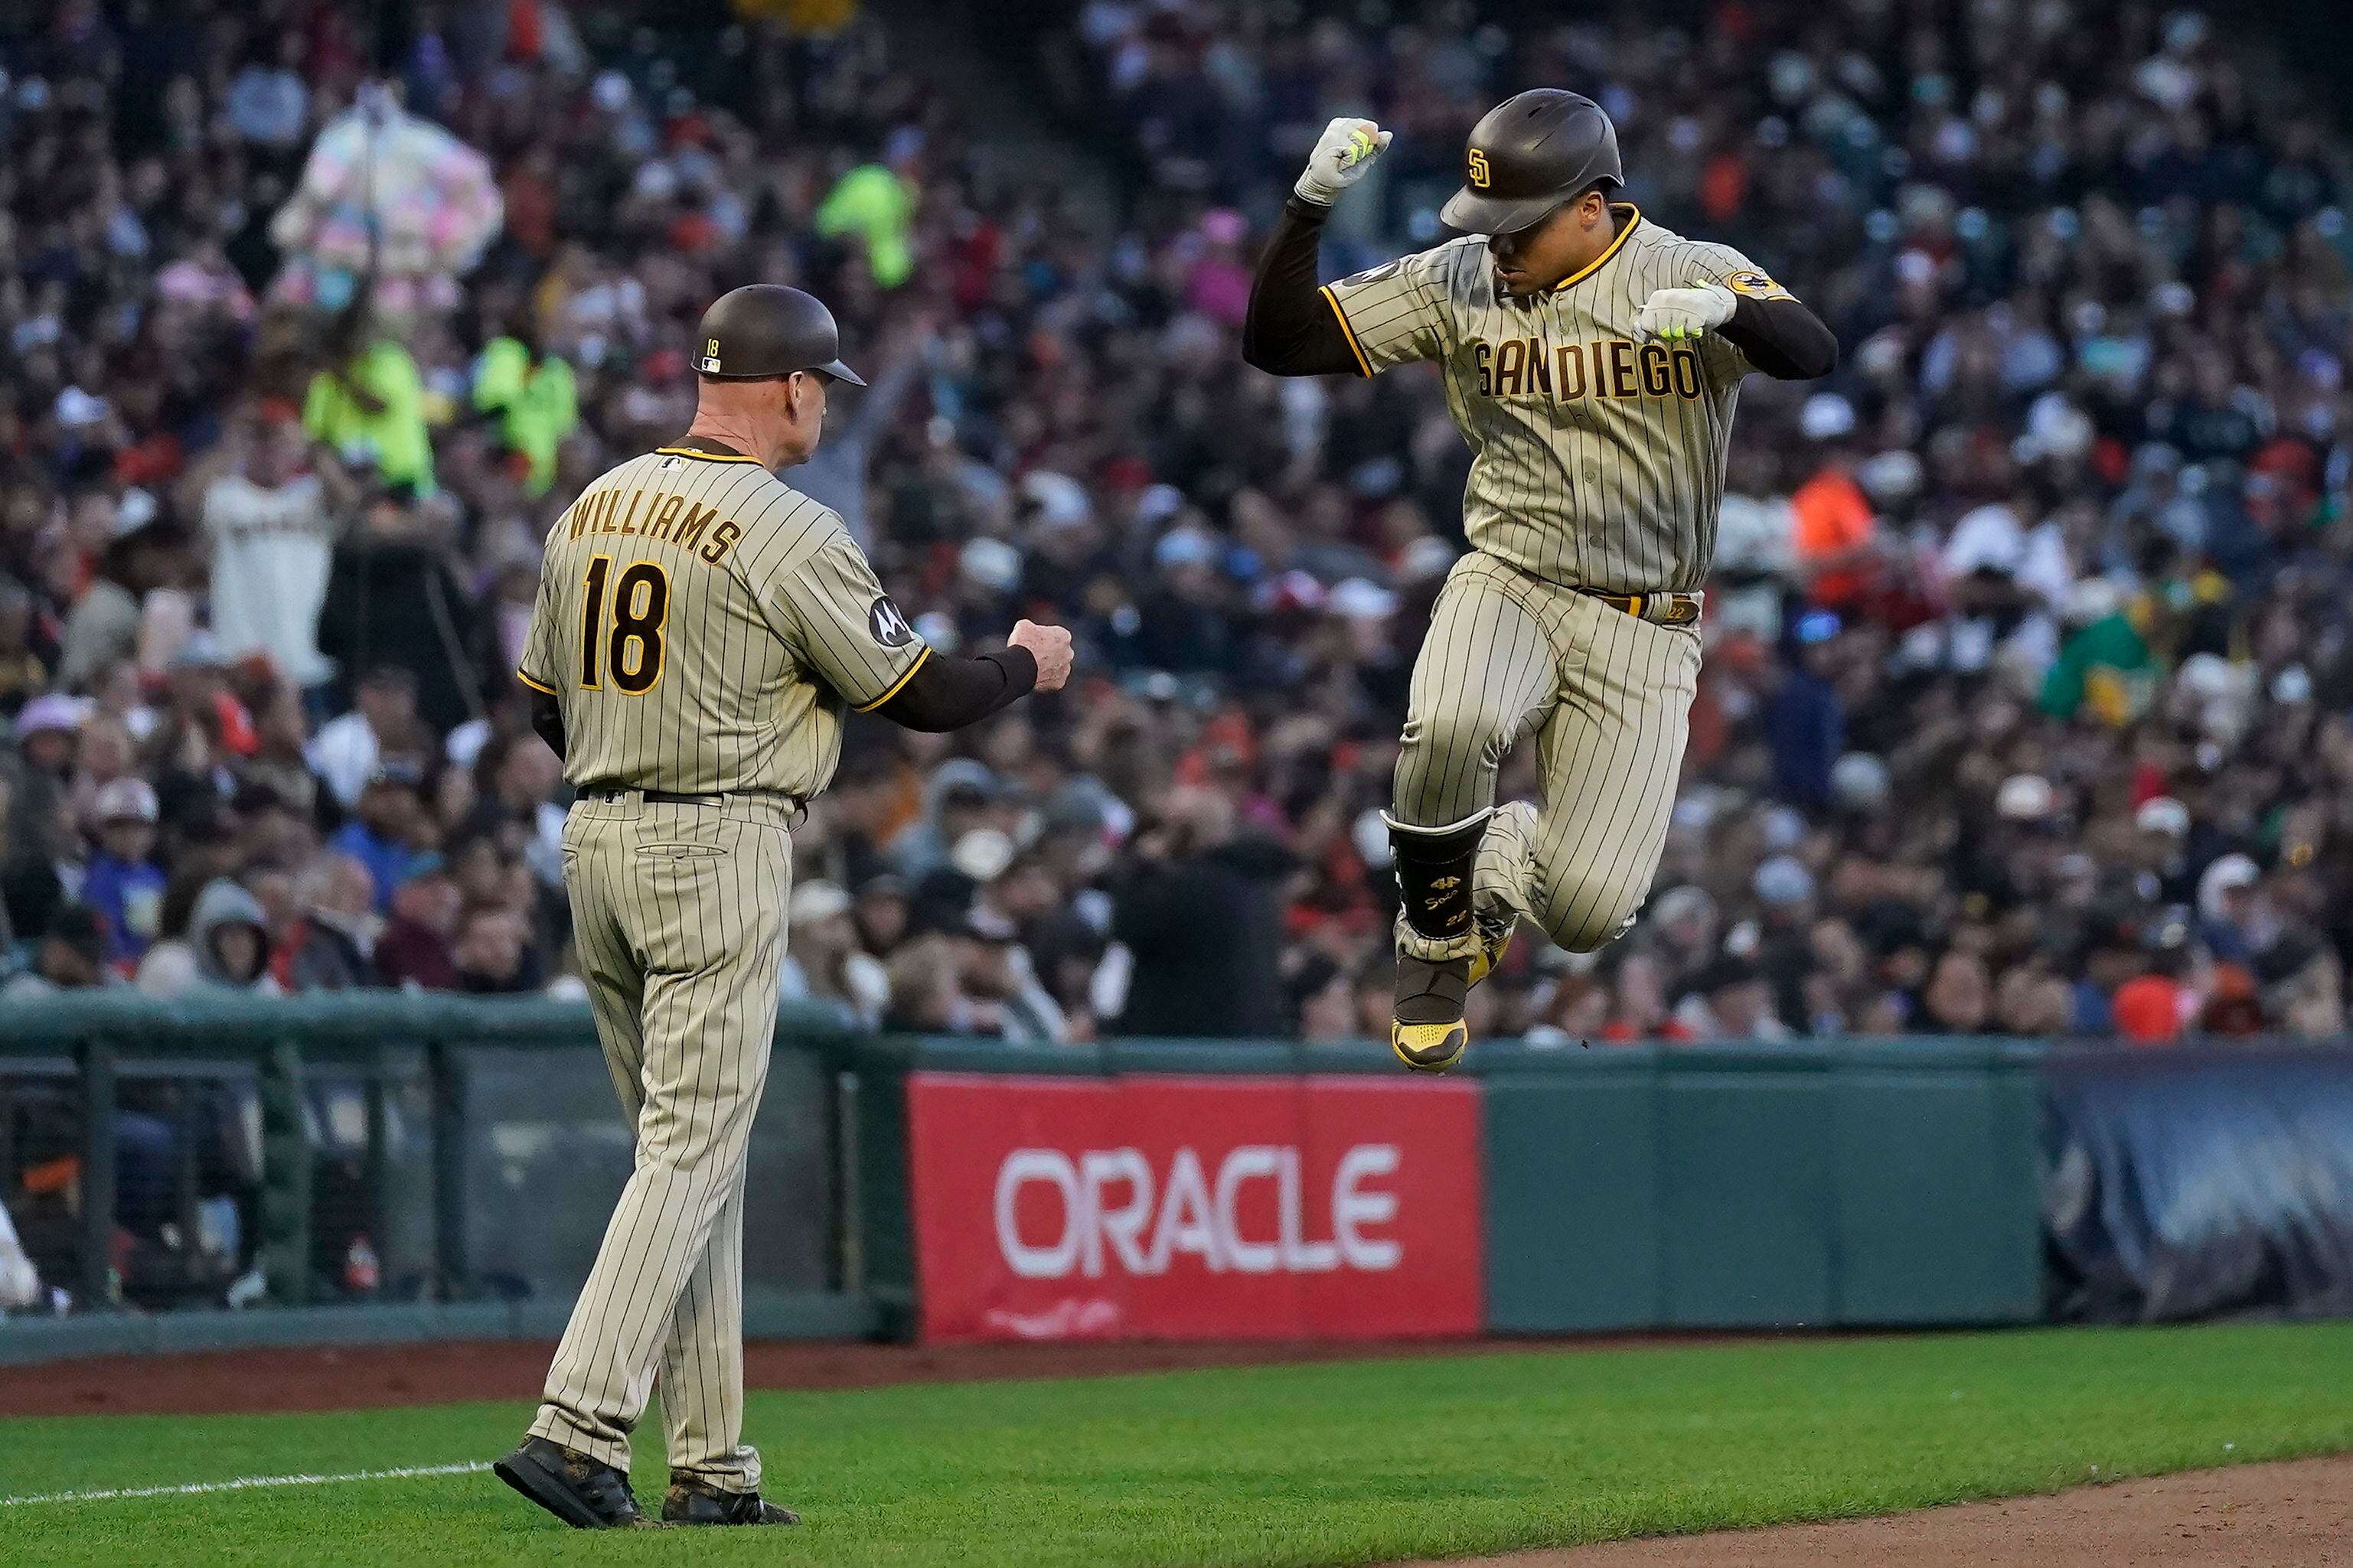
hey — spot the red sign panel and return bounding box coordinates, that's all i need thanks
[905,1072,1483,1343]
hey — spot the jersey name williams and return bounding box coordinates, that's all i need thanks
[563,487,744,565]
[1470,337,1706,404]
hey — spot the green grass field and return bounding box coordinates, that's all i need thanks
[4,1324,2351,1567]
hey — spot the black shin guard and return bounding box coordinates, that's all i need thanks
[1385,809,1493,945]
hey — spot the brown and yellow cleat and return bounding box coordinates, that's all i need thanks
[1392,918,1516,1072]
[1392,954,1472,1071]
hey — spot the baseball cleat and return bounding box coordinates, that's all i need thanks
[494,1437,647,1528]
[1393,918,1516,1071]
[1392,954,1472,1071]
[664,1478,801,1526]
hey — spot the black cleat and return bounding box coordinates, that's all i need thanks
[664,1477,802,1525]
[493,1437,645,1529]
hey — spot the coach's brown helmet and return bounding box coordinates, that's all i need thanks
[1441,90,1624,236]
[693,284,865,386]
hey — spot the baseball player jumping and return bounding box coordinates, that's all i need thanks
[494,285,1072,1527]
[1245,92,1836,1071]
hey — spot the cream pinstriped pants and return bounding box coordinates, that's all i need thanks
[529,793,793,1491]
[1392,552,1701,959]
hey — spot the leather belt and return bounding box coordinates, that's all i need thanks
[583,784,801,812]
[1579,588,1702,626]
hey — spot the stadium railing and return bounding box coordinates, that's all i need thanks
[0,993,869,1360]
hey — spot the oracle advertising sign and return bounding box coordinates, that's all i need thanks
[905,1072,1483,1343]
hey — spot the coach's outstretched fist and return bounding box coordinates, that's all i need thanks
[1009,620,1074,692]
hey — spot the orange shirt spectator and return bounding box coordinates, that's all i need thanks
[1790,464,1876,610]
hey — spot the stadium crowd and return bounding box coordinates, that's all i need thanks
[0,0,2348,1060]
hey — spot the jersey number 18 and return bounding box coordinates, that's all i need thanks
[579,556,671,694]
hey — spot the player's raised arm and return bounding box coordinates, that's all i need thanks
[1633,262,1839,381]
[1242,118,1395,377]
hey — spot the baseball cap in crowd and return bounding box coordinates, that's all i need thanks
[2064,577,2124,626]
[93,776,160,825]
[1800,393,1855,442]
[168,631,225,671]
[1995,773,2056,823]
[951,827,1016,883]
[959,536,1021,593]
[1650,884,1716,931]
[2198,853,2260,920]
[1829,752,1891,810]
[1018,470,1092,531]
[2135,796,2191,837]
[788,879,853,927]
[964,905,1020,944]
[1327,579,1398,622]
[1855,449,1923,504]
[15,693,91,740]
[1398,536,1460,584]
[1154,526,1217,571]
[1752,855,1815,908]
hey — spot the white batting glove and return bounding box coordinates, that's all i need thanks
[1294,118,1393,207]
[1635,282,1738,343]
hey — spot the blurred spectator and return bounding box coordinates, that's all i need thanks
[452,905,541,994]
[274,852,380,993]
[472,329,578,497]
[781,880,891,1027]
[329,767,432,911]
[185,401,351,693]
[376,862,462,991]
[138,877,280,998]
[1110,787,1287,1037]
[5,905,115,996]
[81,777,167,967]
[308,667,430,810]
[0,0,2339,1052]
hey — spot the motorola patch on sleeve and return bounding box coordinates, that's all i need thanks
[868,595,918,647]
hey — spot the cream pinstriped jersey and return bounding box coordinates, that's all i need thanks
[1322,206,1793,595]
[518,447,927,798]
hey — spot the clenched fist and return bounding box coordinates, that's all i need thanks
[1295,117,1393,207]
[1008,619,1074,693]
[1634,281,1737,343]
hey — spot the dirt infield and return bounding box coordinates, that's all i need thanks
[8,1332,1706,1418]
[1395,1454,2353,1568]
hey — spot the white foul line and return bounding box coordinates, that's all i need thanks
[0,1459,493,1508]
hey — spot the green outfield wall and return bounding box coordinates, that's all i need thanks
[1,1001,2049,1361]
[1472,1039,2045,1332]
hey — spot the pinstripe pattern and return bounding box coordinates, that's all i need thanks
[517,445,911,1488]
[1329,209,1767,967]
[1321,207,1768,595]
[529,791,794,1488]
[518,451,925,797]
[1392,554,1699,960]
